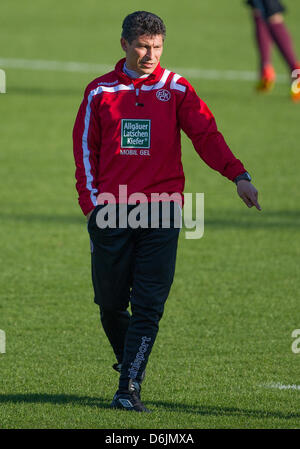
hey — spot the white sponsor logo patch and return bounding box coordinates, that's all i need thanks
[156,89,171,102]
[121,119,151,149]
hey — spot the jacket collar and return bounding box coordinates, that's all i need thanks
[114,58,164,86]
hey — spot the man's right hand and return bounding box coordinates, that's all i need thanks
[236,180,261,211]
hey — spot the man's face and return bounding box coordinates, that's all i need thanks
[121,34,164,76]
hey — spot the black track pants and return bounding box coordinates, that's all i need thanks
[87,203,180,390]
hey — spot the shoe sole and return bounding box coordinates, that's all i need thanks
[110,400,151,413]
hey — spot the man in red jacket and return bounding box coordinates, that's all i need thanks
[73,11,261,412]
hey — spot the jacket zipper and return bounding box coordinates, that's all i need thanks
[135,88,144,107]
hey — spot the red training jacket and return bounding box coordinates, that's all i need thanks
[73,58,246,215]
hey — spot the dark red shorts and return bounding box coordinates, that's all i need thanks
[246,0,285,18]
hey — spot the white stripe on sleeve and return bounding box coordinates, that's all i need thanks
[82,86,103,207]
[170,73,186,93]
[81,83,135,206]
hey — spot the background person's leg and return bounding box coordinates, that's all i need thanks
[252,10,274,76]
[261,0,300,101]
[266,13,299,73]
[247,0,299,98]
[246,0,276,90]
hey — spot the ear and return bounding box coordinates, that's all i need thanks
[120,37,128,52]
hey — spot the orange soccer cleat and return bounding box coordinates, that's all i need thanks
[256,64,276,92]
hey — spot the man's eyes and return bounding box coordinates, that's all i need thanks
[137,45,161,49]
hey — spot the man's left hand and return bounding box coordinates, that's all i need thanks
[237,180,261,211]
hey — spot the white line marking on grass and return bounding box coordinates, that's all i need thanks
[0,57,113,74]
[0,57,289,83]
[261,382,300,391]
[0,329,6,353]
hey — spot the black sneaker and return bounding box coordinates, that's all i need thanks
[110,379,151,412]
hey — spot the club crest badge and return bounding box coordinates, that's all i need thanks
[156,89,171,102]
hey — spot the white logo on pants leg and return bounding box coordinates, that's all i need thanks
[129,336,151,379]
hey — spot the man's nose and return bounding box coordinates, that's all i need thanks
[146,47,154,60]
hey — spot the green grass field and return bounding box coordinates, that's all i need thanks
[0,0,300,429]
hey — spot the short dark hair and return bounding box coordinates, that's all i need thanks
[121,11,166,43]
